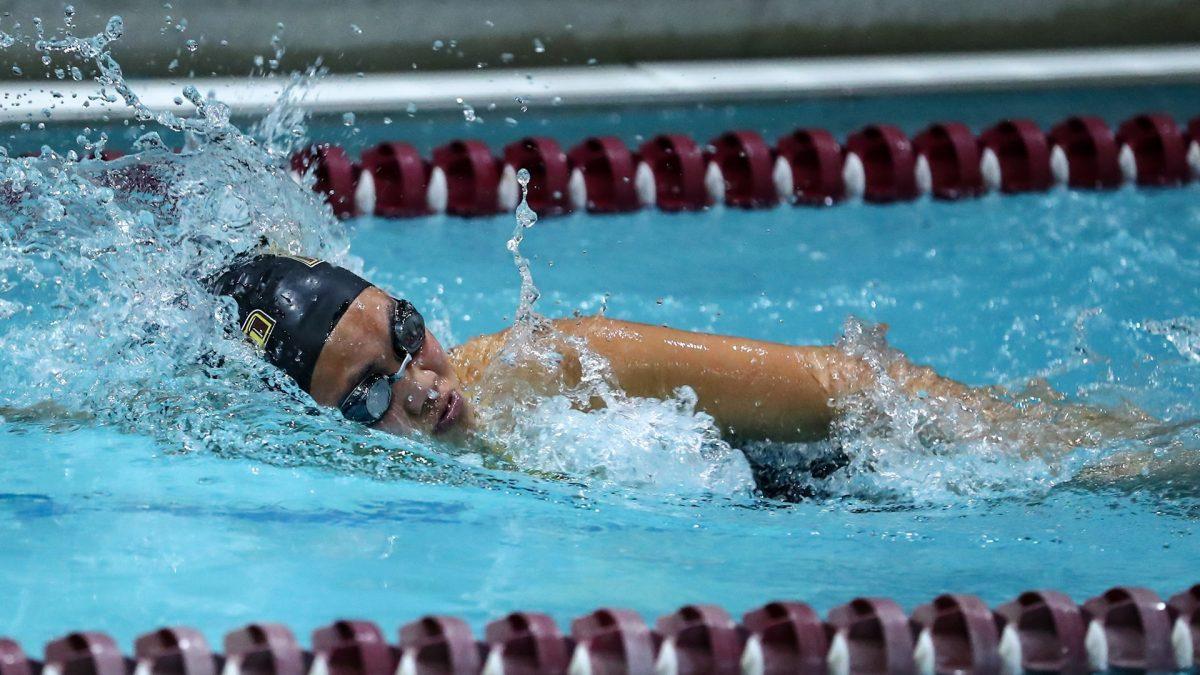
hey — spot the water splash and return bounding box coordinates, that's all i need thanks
[2,15,1192,506]
[0,15,482,488]
[507,168,543,328]
[468,167,755,495]
[1143,317,1200,363]
[740,316,1193,503]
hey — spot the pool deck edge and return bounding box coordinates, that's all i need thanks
[3,45,1200,123]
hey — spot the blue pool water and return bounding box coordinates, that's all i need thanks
[1,53,1198,647]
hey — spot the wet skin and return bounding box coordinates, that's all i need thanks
[309,286,473,439]
[302,287,1147,451]
[308,288,974,444]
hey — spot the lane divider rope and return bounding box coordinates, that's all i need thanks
[280,113,1200,220]
[2,583,1197,674]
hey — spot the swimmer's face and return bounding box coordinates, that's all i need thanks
[309,286,472,438]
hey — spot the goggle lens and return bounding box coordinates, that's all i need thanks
[339,297,426,427]
[393,299,425,357]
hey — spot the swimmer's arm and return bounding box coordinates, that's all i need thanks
[451,316,981,443]
[554,317,842,441]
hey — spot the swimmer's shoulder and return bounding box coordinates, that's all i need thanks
[448,330,508,387]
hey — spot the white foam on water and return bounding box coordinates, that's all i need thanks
[0,13,480,487]
[470,167,755,495]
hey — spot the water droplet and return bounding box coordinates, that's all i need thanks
[104,16,124,40]
[432,39,444,51]
[185,39,198,52]
[500,52,514,64]
[350,24,363,35]
[532,38,545,53]
[341,112,355,126]
[456,98,476,123]
[515,96,528,113]
[405,102,417,115]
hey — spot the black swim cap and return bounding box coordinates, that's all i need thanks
[212,254,372,392]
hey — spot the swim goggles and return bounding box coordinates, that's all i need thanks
[338,298,426,425]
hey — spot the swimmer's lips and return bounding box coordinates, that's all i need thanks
[433,389,465,434]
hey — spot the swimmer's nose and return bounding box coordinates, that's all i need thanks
[395,365,441,419]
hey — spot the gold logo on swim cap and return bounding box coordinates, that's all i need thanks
[241,309,276,348]
[279,254,323,268]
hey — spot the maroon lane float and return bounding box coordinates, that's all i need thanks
[2,584,1198,674]
[284,111,1199,220]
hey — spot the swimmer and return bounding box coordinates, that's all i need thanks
[213,253,1158,492]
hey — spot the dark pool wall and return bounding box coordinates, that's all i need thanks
[1,0,1199,79]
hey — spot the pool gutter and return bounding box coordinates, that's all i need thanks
[3,45,1200,124]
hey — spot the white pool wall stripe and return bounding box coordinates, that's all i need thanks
[4,46,1200,124]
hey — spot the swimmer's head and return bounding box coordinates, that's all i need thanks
[212,254,471,437]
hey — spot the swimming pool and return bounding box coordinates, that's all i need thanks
[1,53,1199,674]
